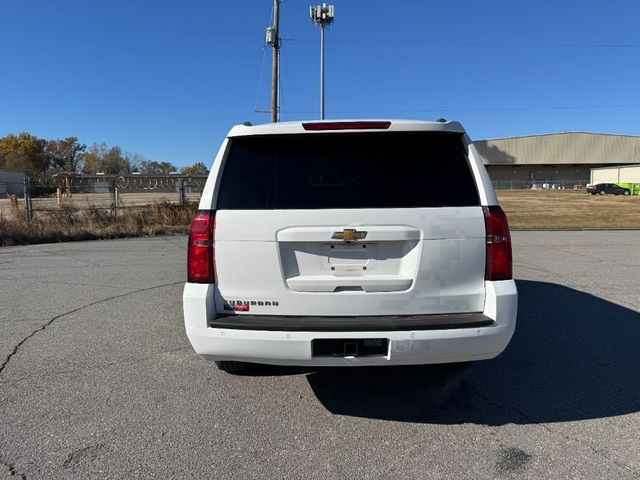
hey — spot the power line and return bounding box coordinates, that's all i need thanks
[286,38,640,49]
[278,49,284,121]
[253,4,276,115]
[254,104,640,115]
[253,46,268,113]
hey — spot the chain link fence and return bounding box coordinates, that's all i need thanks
[3,173,597,223]
[492,179,589,190]
[1,174,208,221]
[0,177,33,221]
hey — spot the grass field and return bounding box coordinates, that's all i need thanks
[498,190,640,230]
[1,190,639,246]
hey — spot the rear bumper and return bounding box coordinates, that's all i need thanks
[183,281,517,367]
[209,312,493,331]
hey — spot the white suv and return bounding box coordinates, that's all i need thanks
[183,119,517,374]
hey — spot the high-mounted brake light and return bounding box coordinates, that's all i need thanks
[483,206,512,281]
[302,121,391,131]
[187,210,216,283]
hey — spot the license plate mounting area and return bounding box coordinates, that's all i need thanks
[311,338,389,357]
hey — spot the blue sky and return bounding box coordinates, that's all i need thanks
[2,0,640,167]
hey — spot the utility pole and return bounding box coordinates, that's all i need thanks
[266,0,281,123]
[310,3,334,120]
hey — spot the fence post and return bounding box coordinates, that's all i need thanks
[23,176,33,223]
[110,180,117,216]
[179,178,186,205]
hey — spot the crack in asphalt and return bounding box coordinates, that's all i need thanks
[1,346,193,388]
[553,245,640,269]
[36,249,104,267]
[0,280,184,379]
[469,385,640,477]
[0,455,26,479]
[514,261,640,311]
[0,276,133,292]
[160,236,187,251]
[0,278,185,478]
[513,260,593,291]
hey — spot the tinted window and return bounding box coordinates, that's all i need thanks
[217,132,479,209]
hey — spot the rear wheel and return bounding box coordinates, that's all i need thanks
[624,190,631,196]
[599,190,606,195]
[215,361,252,374]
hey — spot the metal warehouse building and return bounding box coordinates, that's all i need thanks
[590,164,640,184]
[0,170,26,198]
[474,132,640,188]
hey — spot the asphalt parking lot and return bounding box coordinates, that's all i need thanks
[1,231,639,479]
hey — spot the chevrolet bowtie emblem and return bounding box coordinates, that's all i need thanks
[331,229,367,241]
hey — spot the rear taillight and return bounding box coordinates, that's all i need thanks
[187,210,216,283]
[483,206,512,281]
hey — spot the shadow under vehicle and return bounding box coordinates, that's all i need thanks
[249,280,640,426]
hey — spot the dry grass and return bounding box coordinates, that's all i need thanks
[0,203,197,246]
[0,192,203,216]
[498,190,640,230]
[1,191,638,246]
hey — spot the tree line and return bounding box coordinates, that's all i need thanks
[0,132,209,184]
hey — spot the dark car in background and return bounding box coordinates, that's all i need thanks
[587,183,631,195]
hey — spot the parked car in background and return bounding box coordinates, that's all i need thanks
[587,183,631,195]
[183,119,517,374]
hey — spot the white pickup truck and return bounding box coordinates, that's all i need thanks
[183,119,517,374]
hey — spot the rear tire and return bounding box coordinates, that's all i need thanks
[624,190,630,196]
[215,361,252,374]
[599,190,606,195]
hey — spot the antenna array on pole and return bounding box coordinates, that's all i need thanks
[310,3,335,120]
[266,1,281,123]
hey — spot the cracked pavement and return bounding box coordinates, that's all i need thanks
[0,233,639,479]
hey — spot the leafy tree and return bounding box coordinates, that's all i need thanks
[80,143,107,174]
[138,160,177,174]
[80,143,133,174]
[0,133,49,180]
[127,153,146,172]
[45,137,86,173]
[180,162,209,175]
[0,133,159,179]
[102,146,132,174]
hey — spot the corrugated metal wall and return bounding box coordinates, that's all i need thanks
[0,170,26,197]
[474,133,640,165]
[621,166,640,182]
[591,166,640,184]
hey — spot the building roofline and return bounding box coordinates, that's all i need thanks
[590,164,640,171]
[476,131,640,142]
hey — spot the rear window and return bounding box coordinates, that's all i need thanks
[217,131,479,209]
